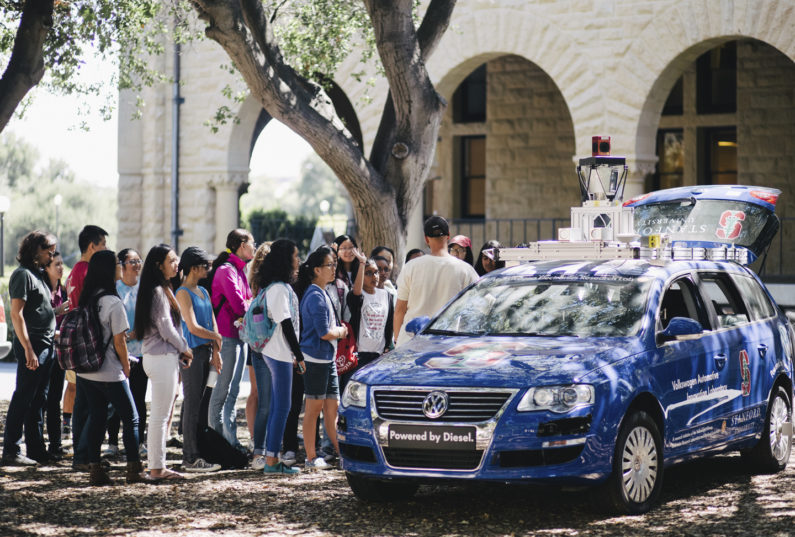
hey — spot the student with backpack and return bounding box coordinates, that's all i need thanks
[174,247,223,473]
[247,239,304,474]
[207,229,255,450]
[71,250,149,485]
[134,244,192,481]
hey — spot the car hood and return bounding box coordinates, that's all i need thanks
[353,335,641,388]
[623,185,781,264]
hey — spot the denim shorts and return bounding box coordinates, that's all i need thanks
[303,361,339,400]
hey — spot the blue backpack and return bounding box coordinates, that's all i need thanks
[239,283,296,352]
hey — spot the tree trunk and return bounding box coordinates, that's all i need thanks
[0,0,54,133]
[190,0,455,265]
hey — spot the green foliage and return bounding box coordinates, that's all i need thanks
[247,208,316,256]
[0,132,117,267]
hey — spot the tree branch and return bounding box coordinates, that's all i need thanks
[0,0,54,133]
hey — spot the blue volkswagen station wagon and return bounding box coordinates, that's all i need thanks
[338,185,793,514]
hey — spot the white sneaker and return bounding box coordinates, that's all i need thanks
[280,451,297,467]
[102,444,120,458]
[183,458,222,473]
[250,456,266,470]
[305,457,331,470]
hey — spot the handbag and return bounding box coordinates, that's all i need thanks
[334,320,358,374]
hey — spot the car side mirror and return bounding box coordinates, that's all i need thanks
[405,316,431,335]
[659,317,703,342]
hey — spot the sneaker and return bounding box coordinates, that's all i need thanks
[250,456,266,470]
[320,447,337,462]
[304,457,331,470]
[264,461,299,475]
[182,458,221,473]
[280,451,297,467]
[2,454,38,467]
[102,444,120,458]
[138,443,148,457]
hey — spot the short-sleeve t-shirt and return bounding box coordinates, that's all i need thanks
[77,294,129,383]
[395,254,479,346]
[357,288,390,354]
[262,283,300,363]
[8,266,55,349]
[65,260,88,309]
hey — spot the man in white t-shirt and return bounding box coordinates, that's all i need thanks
[394,216,479,346]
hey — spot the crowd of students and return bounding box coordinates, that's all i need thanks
[1,220,501,484]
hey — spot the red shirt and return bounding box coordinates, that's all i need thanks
[65,260,89,309]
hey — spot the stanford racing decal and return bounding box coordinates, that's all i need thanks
[716,210,745,240]
[739,349,751,396]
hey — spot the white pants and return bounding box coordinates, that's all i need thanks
[143,353,179,470]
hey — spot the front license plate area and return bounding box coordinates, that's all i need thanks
[388,424,476,451]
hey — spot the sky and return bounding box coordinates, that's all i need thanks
[5,58,313,189]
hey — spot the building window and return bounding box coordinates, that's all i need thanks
[654,130,684,190]
[423,180,435,220]
[702,127,737,184]
[697,42,737,114]
[662,76,683,116]
[460,136,486,218]
[453,64,486,123]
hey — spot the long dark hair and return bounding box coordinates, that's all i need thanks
[474,240,505,276]
[295,245,334,300]
[203,228,252,289]
[79,250,119,308]
[255,239,297,293]
[16,231,56,269]
[134,244,178,340]
[333,234,360,287]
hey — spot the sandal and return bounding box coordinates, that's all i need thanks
[149,468,185,482]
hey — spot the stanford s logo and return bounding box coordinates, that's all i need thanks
[739,349,751,396]
[716,210,745,240]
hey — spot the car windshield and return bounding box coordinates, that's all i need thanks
[427,276,651,337]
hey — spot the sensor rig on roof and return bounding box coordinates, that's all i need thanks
[577,136,629,204]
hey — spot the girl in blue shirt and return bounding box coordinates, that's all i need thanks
[175,247,223,472]
[296,245,348,470]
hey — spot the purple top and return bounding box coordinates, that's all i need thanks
[211,253,252,338]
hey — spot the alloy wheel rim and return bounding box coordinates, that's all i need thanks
[769,395,791,462]
[621,426,658,504]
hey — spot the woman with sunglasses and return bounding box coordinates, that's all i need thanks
[175,247,223,472]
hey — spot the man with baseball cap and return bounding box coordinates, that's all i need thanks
[394,216,479,346]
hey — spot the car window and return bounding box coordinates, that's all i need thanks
[698,273,750,328]
[658,277,707,330]
[427,277,651,338]
[729,273,776,321]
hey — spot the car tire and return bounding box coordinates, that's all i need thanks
[591,410,664,515]
[742,386,792,473]
[345,472,418,502]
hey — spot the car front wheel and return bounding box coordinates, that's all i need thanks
[743,386,792,472]
[592,410,664,515]
[346,472,419,502]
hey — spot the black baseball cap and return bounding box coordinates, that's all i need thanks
[424,216,450,238]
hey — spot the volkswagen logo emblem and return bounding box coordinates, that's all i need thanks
[422,391,449,419]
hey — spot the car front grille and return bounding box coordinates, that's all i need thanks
[373,389,513,422]
[383,448,484,470]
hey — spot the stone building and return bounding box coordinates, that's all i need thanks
[118,0,795,275]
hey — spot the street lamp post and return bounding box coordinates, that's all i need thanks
[0,195,9,278]
[53,194,63,240]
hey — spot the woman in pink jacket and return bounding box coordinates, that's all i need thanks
[207,229,255,449]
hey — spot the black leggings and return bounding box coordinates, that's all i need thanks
[282,367,305,453]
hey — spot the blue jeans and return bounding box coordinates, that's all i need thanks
[250,352,272,456]
[264,356,293,458]
[2,342,54,461]
[76,376,139,464]
[208,337,246,447]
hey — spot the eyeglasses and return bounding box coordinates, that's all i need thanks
[338,246,354,251]
[320,263,336,268]
[364,270,378,276]
[123,260,143,267]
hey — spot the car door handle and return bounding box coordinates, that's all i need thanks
[714,354,727,369]
[758,344,768,358]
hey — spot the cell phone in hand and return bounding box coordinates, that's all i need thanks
[296,360,306,374]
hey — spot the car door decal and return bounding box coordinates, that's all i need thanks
[739,349,751,396]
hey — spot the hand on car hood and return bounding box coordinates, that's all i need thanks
[354,335,641,388]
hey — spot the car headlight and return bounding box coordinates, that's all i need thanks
[342,380,368,408]
[517,384,594,413]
